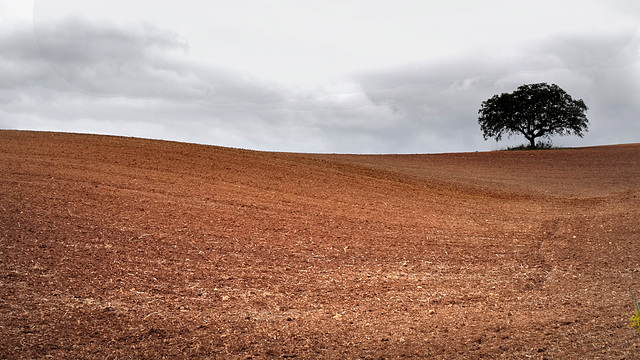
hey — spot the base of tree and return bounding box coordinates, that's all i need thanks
[503,141,556,151]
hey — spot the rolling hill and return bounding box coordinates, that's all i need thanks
[1,130,639,358]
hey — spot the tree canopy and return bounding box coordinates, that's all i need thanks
[478,83,589,149]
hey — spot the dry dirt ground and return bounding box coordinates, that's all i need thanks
[1,130,639,359]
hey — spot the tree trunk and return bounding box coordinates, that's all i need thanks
[529,137,536,149]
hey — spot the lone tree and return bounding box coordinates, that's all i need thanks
[478,83,589,149]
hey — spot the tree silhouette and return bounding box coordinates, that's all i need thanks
[478,83,589,149]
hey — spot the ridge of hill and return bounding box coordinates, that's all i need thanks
[1,130,639,358]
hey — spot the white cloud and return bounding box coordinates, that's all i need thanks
[1,2,639,153]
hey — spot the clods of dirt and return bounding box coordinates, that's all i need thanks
[1,130,639,358]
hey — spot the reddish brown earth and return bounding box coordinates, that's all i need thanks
[1,130,639,359]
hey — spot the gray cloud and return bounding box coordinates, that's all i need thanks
[2,16,639,153]
[33,17,289,106]
[351,29,640,151]
[2,18,407,152]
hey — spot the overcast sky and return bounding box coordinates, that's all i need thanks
[1,1,639,153]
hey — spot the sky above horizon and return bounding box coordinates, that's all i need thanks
[1,1,639,153]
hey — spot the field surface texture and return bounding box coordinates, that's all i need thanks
[1,130,639,359]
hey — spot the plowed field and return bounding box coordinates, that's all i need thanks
[1,130,639,359]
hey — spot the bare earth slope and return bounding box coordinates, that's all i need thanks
[1,130,639,359]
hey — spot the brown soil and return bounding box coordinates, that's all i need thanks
[1,130,639,359]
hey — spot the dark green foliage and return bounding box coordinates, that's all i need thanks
[478,83,589,149]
